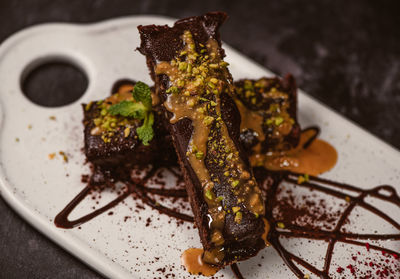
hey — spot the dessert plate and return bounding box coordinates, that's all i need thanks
[0,16,399,278]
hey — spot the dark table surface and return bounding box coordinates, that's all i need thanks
[0,0,399,278]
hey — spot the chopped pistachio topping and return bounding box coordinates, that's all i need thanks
[234,212,243,224]
[195,151,204,160]
[274,116,284,126]
[123,127,130,138]
[231,180,239,188]
[203,116,215,126]
[232,206,240,213]
[277,222,285,229]
[205,189,213,200]
[297,174,309,184]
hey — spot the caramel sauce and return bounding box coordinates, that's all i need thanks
[261,218,271,246]
[155,31,265,265]
[181,248,219,276]
[235,99,265,142]
[163,92,211,183]
[105,85,134,104]
[151,92,160,106]
[250,128,337,176]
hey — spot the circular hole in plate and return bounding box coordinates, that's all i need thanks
[21,60,88,107]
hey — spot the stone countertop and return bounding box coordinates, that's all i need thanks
[0,1,399,278]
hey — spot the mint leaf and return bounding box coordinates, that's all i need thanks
[108,101,146,119]
[132,81,152,109]
[136,112,154,145]
[107,81,155,145]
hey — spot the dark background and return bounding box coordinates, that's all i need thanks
[0,0,399,278]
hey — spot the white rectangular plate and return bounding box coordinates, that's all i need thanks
[0,16,399,278]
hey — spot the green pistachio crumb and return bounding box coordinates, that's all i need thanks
[100,109,108,116]
[186,64,192,73]
[166,86,178,94]
[195,151,204,160]
[232,206,240,213]
[266,118,274,126]
[219,61,229,67]
[197,107,205,114]
[208,82,215,89]
[203,116,214,126]
[124,127,130,138]
[231,180,239,188]
[275,117,284,126]
[85,102,93,111]
[210,77,218,84]
[177,80,185,87]
[277,222,285,229]
[234,212,243,224]
[297,175,308,184]
[205,189,213,200]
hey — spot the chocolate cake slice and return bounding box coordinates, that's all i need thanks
[82,80,175,170]
[138,12,267,266]
[234,75,301,155]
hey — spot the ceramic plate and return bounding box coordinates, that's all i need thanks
[0,16,399,278]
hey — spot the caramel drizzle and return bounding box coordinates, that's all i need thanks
[235,99,265,143]
[250,127,338,176]
[155,30,265,264]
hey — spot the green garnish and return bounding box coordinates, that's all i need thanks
[274,117,284,126]
[136,112,154,146]
[277,222,285,229]
[195,151,204,160]
[205,189,213,200]
[108,101,147,119]
[203,116,214,126]
[235,212,243,224]
[232,206,240,213]
[132,81,152,108]
[231,180,239,188]
[108,81,154,145]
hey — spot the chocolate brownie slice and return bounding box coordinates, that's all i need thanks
[234,75,301,155]
[82,81,175,169]
[138,12,267,266]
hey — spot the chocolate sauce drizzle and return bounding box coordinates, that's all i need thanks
[252,169,400,279]
[54,166,193,229]
[55,128,399,278]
